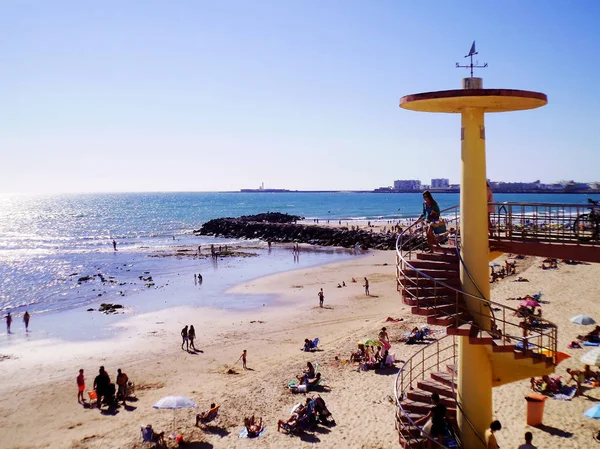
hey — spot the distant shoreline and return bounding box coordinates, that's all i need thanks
[236,189,600,194]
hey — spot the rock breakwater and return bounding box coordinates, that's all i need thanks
[195,213,423,251]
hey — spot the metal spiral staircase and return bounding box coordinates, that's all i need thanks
[393,204,564,448]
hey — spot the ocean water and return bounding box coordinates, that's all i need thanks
[1,192,598,323]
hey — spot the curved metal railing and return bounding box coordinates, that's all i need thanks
[394,204,560,448]
[394,335,459,449]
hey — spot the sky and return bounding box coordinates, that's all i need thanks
[1,0,599,193]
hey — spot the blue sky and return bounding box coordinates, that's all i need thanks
[1,1,599,193]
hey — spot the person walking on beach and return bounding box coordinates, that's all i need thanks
[364,277,370,296]
[181,325,189,351]
[23,311,30,331]
[116,368,129,405]
[198,245,201,255]
[188,325,197,351]
[517,431,537,449]
[194,273,197,285]
[112,240,117,251]
[318,288,324,307]
[198,273,203,284]
[76,369,85,404]
[6,312,12,333]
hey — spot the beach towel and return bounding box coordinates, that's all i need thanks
[515,341,533,350]
[553,385,577,401]
[239,427,266,438]
[583,341,600,346]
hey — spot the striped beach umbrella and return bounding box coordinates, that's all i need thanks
[581,348,600,366]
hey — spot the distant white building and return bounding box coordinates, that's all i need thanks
[394,180,422,191]
[431,178,450,188]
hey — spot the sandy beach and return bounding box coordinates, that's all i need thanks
[1,247,599,449]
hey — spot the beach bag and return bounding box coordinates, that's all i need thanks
[422,418,433,435]
[430,219,447,235]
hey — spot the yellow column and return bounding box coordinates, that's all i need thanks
[458,106,492,448]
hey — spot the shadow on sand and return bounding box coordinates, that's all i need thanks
[535,424,573,438]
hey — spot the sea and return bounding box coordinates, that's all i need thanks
[1,192,598,343]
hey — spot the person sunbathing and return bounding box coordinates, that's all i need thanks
[196,403,219,425]
[291,373,322,390]
[296,362,315,383]
[277,404,307,432]
[141,424,165,444]
[244,415,263,437]
[303,339,312,352]
[350,344,365,362]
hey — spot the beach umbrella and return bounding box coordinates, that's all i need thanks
[361,338,380,347]
[581,348,600,366]
[584,404,600,419]
[153,395,196,409]
[570,315,596,325]
[153,396,196,434]
[520,299,540,308]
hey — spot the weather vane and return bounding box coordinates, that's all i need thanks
[456,41,488,78]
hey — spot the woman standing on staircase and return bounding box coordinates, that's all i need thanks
[415,392,447,448]
[418,191,447,254]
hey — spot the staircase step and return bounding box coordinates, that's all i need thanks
[402,277,462,288]
[430,371,456,387]
[469,327,495,345]
[416,379,454,398]
[402,286,461,297]
[412,303,469,317]
[492,339,516,353]
[398,412,458,425]
[446,364,456,375]
[446,323,472,337]
[416,252,459,263]
[406,391,456,409]
[403,296,459,307]
[403,268,461,279]
[408,260,460,271]
[427,311,471,327]
[401,398,457,416]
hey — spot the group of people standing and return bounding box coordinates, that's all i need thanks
[77,365,130,409]
[181,325,198,352]
[5,311,30,334]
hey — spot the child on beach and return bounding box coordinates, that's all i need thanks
[318,289,324,307]
[364,277,370,296]
[239,350,247,370]
[77,369,85,404]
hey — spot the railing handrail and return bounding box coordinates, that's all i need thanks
[490,201,600,208]
[395,203,561,448]
[394,335,458,449]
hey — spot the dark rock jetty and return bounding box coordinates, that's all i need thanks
[195,213,423,251]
